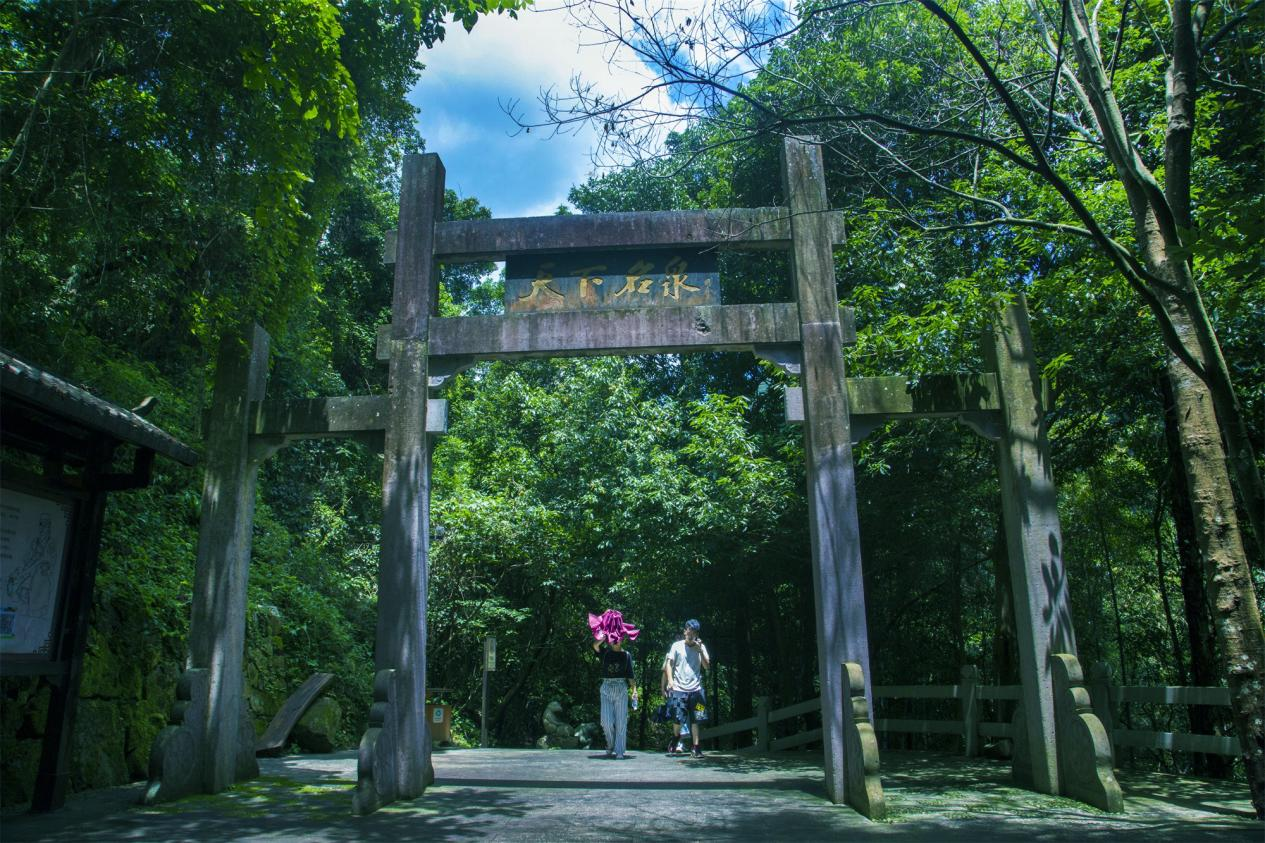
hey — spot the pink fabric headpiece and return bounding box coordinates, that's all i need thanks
[587,609,640,646]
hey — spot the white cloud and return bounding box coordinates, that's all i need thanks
[410,1,794,216]
[424,112,484,149]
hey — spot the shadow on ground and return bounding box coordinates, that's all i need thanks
[0,748,1258,842]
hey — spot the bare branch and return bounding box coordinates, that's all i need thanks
[1199,0,1263,54]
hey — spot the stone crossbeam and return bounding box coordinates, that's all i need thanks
[376,303,804,362]
[383,208,847,264]
[785,374,1002,424]
[244,397,448,437]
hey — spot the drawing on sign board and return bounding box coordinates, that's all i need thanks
[0,490,70,655]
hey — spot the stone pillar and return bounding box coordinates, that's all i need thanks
[781,136,875,808]
[356,153,444,814]
[985,296,1072,795]
[187,324,269,793]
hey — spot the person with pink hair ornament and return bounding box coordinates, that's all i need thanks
[587,609,640,759]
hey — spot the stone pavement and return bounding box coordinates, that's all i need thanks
[2,748,1259,841]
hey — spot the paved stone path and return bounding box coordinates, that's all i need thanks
[2,749,1259,841]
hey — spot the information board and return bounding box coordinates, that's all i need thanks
[0,488,72,656]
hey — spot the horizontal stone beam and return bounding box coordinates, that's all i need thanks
[377,303,804,362]
[242,396,448,437]
[785,374,1002,425]
[383,207,847,263]
[849,374,1001,417]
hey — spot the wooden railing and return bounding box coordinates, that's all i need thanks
[702,663,1238,759]
[1088,663,1238,758]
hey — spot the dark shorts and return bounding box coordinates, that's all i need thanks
[667,688,707,725]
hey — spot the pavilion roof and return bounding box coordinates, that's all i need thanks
[1,350,197,467]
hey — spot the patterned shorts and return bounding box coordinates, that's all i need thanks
[666,688,708,725]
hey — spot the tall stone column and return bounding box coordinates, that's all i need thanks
[987,298,1120,810]
[356,152,444,813]
[189,323,270,791]
[986,297,1071,794]
[782,136,874,808]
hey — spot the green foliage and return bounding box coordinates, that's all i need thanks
[2,0,1259,805]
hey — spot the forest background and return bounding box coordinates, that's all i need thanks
[1,0,1261,811]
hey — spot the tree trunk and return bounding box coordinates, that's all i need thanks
[992,515,1019,738]
[1061,0,1264,811]
[1162,376,1232,778]
[1163,0,1264,562]
[1162,297,1265,813]
[1152,487,1186,685]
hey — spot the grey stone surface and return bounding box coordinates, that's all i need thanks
[363,151,443,811]
[574,722,602,749]
[142,668,208,805]
[782,136,873,809]
[538,702,580,749]
[2,749,1258,842]
[292,698,341,755]
[986,298,1076,795]
[184,324,270,795]
[1052,654,1122,810]
[427,302,802,361]
[256,673,334,756]
[428,206,847,262]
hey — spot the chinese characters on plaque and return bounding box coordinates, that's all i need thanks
[504,249,720,313]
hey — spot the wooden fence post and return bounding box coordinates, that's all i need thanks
[756,696,771,752]
[961,665,980,758]
[1089,661,1116,768]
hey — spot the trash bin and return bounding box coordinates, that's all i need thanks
[426,703,452,745]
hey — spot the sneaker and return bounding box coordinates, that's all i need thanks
[666,739,681,756]
[691,745,703,758]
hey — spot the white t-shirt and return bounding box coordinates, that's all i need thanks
[665,639,709,692]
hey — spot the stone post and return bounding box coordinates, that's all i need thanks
[781,136,875,809]
[984,296,1071,795]
[356,153,444,814]
[842,662,886,820]
[162,324,269,797]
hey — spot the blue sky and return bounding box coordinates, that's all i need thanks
[406,1,774,218]
[408,7,620,218]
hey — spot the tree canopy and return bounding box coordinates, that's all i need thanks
[2,0,1262,817]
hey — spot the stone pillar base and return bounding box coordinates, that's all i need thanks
[1052,654,1123,812]
[143,669,257,805]
[1011,655,1123,812]
[842,662,886,820]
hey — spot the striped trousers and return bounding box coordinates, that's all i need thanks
[599,678,629,757]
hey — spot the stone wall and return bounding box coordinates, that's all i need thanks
[1,590,178,806]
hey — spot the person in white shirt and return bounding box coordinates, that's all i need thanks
[661,618,710,757]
